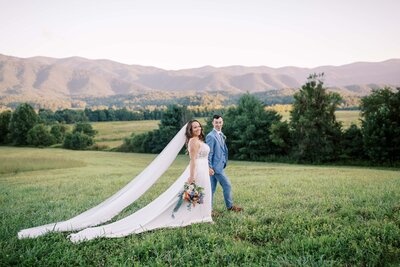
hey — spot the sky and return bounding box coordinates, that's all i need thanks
[1,0,399,70]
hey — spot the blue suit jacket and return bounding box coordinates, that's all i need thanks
[206,129,228,174]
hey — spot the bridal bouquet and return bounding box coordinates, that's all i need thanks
[172,182,204,218]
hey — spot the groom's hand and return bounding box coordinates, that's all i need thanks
[209,168,215,176]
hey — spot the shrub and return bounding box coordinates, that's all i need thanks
[50,124,68,143]
[63,132,94,150]
[63,122,96,150]
[73,122,97,137]
[27,124,56,147]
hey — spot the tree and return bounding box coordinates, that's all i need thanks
[147,127,182,153]
[84,108,98,122]
[106,109,116,121]
[119,132,148,153]
[290,74,342,163]
[360,87,400,163]
[38,109,56,124]
[50,124,68,143]
[8,103,38,145]
[63,132,94,150]
[144,105,194,153]
[215,93,282,160]
[27,124,56,147]
[159,105,193,132]
[97,110,107,121]
[120,105,193,153]
[74,122,97,137]
[0,111,12,144]
[340,124,364,160]
[54,109,88,124]
[62,122,96,150]
[270,121,292,155]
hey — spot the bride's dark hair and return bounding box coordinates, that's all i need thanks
[185,120,205,146]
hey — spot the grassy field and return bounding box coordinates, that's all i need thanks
[335,110,362,128]
[279,110,361,128]
[1,146,399,266]
[92,120,159,148]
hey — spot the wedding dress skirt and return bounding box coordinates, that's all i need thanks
[69,142,212,242]
[19,124,188,239]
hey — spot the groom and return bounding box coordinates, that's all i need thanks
[206,115,242,212]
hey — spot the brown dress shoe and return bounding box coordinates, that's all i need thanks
[227,205,243,212]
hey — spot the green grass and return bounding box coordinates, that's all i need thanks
[335,110,362,128]
[0,154,85,175]
[92,120,159,148]
[1,147,399,266]
[279,110,361,128]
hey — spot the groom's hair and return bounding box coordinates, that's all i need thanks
[213,114,222,120]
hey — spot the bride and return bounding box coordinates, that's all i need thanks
[18,120,213,242]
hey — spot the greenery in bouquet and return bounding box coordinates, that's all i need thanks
[172,182,204,218]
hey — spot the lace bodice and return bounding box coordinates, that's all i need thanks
[194,142,209,159]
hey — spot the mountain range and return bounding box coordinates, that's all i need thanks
[0,53,399,105]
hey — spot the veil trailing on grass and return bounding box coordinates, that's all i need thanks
[18,124,187,239]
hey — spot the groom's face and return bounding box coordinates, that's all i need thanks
[212,117,223,132]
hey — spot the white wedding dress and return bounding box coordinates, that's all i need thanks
[68,142,212,242]
[18,124,212,242]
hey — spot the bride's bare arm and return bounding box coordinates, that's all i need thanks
[188,138,200,183]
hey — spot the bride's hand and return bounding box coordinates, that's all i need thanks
[209,168,215,176]
[187,177,195,184]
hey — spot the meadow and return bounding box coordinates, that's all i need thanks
[1,146,399,266]
[279,110,361,128]
[92,120,159,149]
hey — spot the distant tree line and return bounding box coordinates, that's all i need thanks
[0,104,97,150]
[1,86,364,112]
[35,107,221,124]
[121,74,400,166]
[79,92,234,110]
[37,108,161,124]
[77,90,360,110]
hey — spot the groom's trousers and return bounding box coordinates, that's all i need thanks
[210,170,233,209]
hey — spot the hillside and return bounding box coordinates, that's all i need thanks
[0,54,399,110]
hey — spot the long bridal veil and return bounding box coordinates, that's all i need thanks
[69,164,192,242]
[18,124,187,239]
